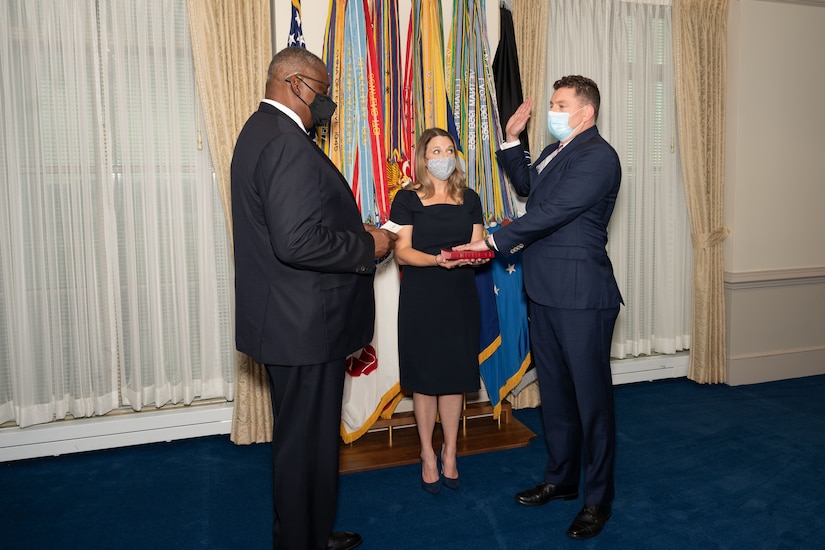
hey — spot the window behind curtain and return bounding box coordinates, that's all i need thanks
[545,0,692,358]
[0,0,234,428]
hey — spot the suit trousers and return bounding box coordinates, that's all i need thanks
[528,302,620,505]
[266,360,347,550]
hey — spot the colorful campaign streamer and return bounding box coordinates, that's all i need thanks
[319,0,389,224]
[409,0,450,136]
[372,0,409,201]
[447,0,517,222]
[404,0,467,184]
[363,0,390,222]
[447,1,528,419]
[318,0,404,443]
[320,0,345,169]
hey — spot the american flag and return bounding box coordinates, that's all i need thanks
[287,0,306,48]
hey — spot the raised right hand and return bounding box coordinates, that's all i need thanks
[504,98,534,143]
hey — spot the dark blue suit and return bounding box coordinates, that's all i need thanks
[495,125,622,505]
[231,102,375,549]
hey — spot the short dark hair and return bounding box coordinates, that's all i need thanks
[554,75,600,120]
[266,47,325,85]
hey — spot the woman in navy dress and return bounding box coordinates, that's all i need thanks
[389,128,487,494]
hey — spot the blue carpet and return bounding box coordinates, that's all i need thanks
[2,375,824,549]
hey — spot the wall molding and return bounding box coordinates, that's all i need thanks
[725,266,825,289]
[756,0,825,7]
[728,344,825,361]
[760,0,825,8]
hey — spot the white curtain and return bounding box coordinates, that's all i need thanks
[544,0,692,358]
[0,0,234,428]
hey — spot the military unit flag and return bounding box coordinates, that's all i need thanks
[298,0,530,439]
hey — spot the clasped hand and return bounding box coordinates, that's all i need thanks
[439,243,491,269]
[442,256,489,269]
[364,224,398,258]
[451,239,489,254]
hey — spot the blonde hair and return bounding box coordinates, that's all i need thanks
[411,128,466,204]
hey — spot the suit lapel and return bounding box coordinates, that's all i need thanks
[532,143,560,171]
[535,126,600,181]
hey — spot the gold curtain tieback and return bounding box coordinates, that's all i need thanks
[691,226,730,249]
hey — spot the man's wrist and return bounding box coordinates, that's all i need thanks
[484,235,497,251]
[501,139,521,150]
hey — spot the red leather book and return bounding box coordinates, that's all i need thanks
[440,249,495,260]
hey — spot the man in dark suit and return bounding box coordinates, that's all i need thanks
[458,76,622,539]
[231,47,396,550]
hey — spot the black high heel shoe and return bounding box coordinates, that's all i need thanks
[440,444,461,491]
[421,454,441,494]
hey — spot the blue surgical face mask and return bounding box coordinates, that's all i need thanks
[427,157,457,181]
[547,107,584,141]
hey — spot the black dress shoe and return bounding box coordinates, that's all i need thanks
[327,531,362,550]
[515,482,579,506]
[421,477,441,494]
[440,444,460,490]
[567,504,612,539]
[441,473,460,491]
[421,454,441,494]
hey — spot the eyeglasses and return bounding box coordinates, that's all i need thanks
[284,73,330,95]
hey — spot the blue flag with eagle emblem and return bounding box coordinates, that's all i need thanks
[476,224,531,418]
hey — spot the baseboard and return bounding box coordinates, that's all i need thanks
[0,354,689,463]
[727,347,825,385]
[611,353,690,384]
[0,403,234,463]
[725,266,825,385]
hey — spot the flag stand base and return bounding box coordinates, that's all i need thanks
[338,400,536,474]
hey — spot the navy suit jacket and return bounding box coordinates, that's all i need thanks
[231,102,376,366]
[494,126,623,310]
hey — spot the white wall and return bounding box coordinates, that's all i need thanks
[724,0,825,384]
[725,0,825,272]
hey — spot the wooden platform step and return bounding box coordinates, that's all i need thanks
[339,400,536,474]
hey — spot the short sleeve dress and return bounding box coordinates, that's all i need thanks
[389,188,483,395]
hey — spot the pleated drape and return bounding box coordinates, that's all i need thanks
[186,0,274,443]
[511,0,550,159]
[504,0,549,410]
[673,0,730,384]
